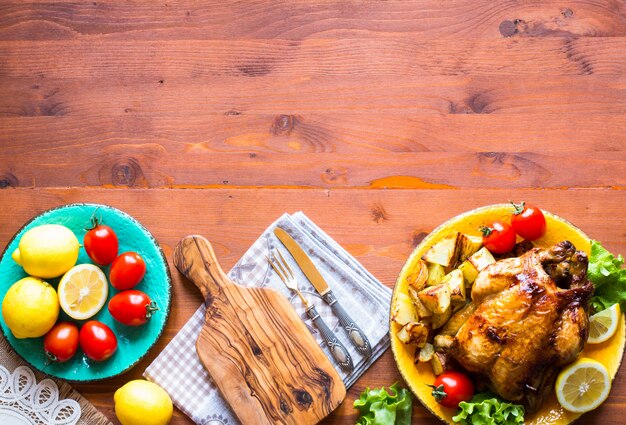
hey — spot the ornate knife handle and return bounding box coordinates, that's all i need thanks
[322,290,372,358]
[306,304,354,372]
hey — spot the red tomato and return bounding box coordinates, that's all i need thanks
[430,371,475,408]
[79,321,117,361]
[43,322,79,363]
[511,201,546,241]
[481,221,516,254]
[108,290,158,326]
[109,252,146,290]
[84,222,118,265]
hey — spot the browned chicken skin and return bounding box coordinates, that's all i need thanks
[451,241,594,411]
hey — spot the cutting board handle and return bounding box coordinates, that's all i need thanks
[173,235,229,305]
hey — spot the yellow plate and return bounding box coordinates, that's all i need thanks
[390,204,626,424]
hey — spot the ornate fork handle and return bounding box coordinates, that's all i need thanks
[306,304,354,372]
[322,290,372,358]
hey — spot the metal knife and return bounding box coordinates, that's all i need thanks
[273,227,372,358]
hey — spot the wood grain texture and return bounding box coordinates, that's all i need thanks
[1,0,625,40]
[2,75,626,117]
[172,235,345,425]
[0,188,625,425]
[2,113,625,153]
[2,37,626,78]
[2,151,626,190]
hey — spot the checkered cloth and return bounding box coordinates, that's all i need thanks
[144,212,392,425]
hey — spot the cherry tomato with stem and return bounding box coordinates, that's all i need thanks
[44,322,79,363]
[79,321,117,361]
[510,201,546,241]
[108,290,159,326]
[481,220,516,254]
[429,370,475,408]
[84,217,118,266]
[109,252,146,290]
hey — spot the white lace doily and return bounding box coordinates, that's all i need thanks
[0,365,80,425]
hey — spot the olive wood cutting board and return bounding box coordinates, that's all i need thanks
[173,235,346,425]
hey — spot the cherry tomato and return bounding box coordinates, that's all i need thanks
[430,370,475,408]
[84,220,118,265]
[481,220,516,254]
[43,322,79,363]
[108,290,158,326]
[109,252,146,290]
[510,201,546,241]
[79,321,117,361]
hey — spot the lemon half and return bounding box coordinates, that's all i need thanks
[555,358,611,413]
[58,264,108,320]
[588,303,620,344]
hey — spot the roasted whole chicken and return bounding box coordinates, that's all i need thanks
[451,241,594,411]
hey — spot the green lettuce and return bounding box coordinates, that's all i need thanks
[452,392,524,425]
[354,383,412,425]
[589,240,626,312]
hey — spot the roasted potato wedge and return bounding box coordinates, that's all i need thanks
[433,334,455,351]
[392,292,418,326]
[421,232,461,268]
[443,269,466,302]
[416,342,435,363]
[458,234,483,262]
[430,351,451,376]
[417,283,451,314]
[430,305,452,329]
[407,286,433,318]
[397,321,430,347]
[405,259,428,291]
[458,259,479,287]
[469,247,496,272]
[426,263,446,287]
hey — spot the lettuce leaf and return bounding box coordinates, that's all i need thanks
[589,240,626,312]
[452,392,524,425]
[354,383,412,425]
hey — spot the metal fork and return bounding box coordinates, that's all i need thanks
[268,249,354,372]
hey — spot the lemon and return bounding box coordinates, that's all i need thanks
[12,224,79,279]
[555,357,611,413]
[2,277,59,338]
[588,303,620,344]
[114,380,173,425]
[58,264,108,320]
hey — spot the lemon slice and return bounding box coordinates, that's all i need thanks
[58,264,108,320]
[588,303,621,344]
[555,357,611,413]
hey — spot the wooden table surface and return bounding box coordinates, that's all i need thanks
[1,1,625,424]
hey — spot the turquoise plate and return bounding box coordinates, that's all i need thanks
[0,203,171,382]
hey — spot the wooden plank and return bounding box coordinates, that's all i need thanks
[1,37,625,78]
[2,114,624,154]
[1,150,626,190]
[2,75,625,116]
[0,188,625,424]
[1,0,625,40]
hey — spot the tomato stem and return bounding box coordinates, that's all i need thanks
[45,351,58,365]
[480,225,493,237]
[427,384,448,402]
[510,200,526,215]
[86,207,104,230]
[145,301,159,319]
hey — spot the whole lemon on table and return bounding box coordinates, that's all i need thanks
[115,380,173,425]
[2,277,59,338]
[12,224,79,279]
